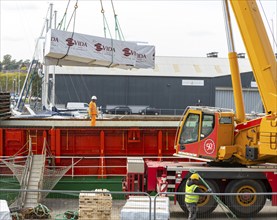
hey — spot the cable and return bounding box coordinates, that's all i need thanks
[57,0,71,30]
[99,0,106,37]
[99,0,115,67]
[56,0,79,66]
[99,0,113,39]
[110,0,125,41]
[69,75,81,101]
[65,1,79,31]
[258,0,277,51]
[80,75,91,100]
[57,1,70,30]
[189,169,237,219]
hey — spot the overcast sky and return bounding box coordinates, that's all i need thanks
[0,0,276,61]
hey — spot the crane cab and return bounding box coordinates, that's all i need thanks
[175,106,235,162]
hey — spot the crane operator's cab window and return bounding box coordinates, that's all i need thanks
[200,114,215,139]
[219,116,232,124]
[179,113,200,144]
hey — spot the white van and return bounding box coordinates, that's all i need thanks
[66,102,89,110]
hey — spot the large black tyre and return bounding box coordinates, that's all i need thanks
[225,179,266,218]
[177,179,219,216]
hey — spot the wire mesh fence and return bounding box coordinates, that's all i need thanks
[156,191,277,220]
[0,188,276,220]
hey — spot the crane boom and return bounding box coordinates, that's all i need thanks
[175,0,277,165]
[229,0,277,115]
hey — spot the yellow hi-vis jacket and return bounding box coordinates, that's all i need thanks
[185,183,199,204]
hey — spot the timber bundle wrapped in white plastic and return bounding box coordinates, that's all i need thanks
[44,29,155,69]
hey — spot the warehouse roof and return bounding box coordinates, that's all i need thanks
[49,56,252,78]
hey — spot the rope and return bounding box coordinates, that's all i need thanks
[33,203,51,218]
[44,139,54,158]
[22,203,51,219]
[189,169,237,219]
[55,210,78,220]
[12,140,29,157]
[56,0,79,66]
[10,212,22,220]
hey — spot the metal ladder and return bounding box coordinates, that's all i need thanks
[29,130,38,154]
[17,137,47,209]
[23,154,45,208]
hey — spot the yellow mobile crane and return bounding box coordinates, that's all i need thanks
[123,0,277,218]
[175,0,277,165]
[123,0,277,217]
[170,0,277,217]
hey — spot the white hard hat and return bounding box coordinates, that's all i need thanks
[91,96,97,100]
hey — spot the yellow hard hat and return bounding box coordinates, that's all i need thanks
[190,173,199,180]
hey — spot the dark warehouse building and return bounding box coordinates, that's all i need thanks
[48,56,262,114]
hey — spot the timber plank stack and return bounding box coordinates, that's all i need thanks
[0,93,11,120]
[78,189,112,220]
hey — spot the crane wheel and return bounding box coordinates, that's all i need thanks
[176,179,219,216]
[225,179,266,217]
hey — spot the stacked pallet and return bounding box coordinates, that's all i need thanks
[78,189,112,220]
[0,93,11,120]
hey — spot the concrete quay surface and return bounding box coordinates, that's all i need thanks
[40,199,277,220]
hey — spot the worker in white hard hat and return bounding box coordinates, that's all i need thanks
[89,96,98,126]
[185,173,211,220]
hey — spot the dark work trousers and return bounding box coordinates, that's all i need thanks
[186,202,198,220]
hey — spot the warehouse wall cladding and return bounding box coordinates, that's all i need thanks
[48,57,263,114]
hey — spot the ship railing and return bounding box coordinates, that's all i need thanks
[38,137,47,201]
[1,155,188,179]
[19,136,33,208]
[43,155,188,178]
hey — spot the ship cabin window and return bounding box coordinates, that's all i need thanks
[200,114,215,139]
[179,113,200,144]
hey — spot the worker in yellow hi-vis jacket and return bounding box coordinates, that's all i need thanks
[89,96,98,126]
[185,173,212,220]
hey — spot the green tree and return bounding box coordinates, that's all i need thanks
[32,70,42,97]
[0,56,40,95]
[2,54,22,70]
[2,54,12,70]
